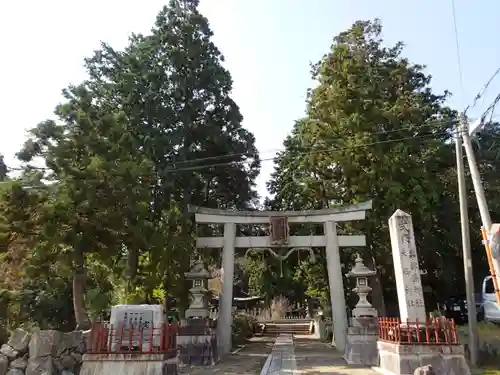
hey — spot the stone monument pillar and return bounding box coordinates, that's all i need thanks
[375,210,471,375]
[177,258,218,366]
[343,254,379,365]
[388,209,426,323]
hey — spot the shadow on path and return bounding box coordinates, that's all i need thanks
[294,338,377,375]
[180,337,275,375]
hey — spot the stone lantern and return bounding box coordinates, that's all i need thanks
[345,253,377,318]
[178,257,218,366]
[184,257,211,319]
[343,253,378,366]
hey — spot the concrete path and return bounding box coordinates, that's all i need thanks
[179,336,274,375]
[180,335,378,375]
[294,337,377,375]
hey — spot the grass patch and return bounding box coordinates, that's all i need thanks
[457,322,500,341]
[472,369,500,375]
[458,322,500,371]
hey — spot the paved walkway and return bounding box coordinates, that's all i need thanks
[180,335,378,375]
[294,337,377,375]
[179,336,274,375]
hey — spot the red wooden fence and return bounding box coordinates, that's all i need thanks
[378,317,459,345]
[87,322,178,354]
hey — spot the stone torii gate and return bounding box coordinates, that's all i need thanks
[189,201,372,356]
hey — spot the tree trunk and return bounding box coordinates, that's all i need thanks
[366,255,387,316]
[163,276,169,313]
[126,247,139,299]
[73,246,90,330]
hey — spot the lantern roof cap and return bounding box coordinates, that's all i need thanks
[346,254,376,278]
[185,257,210,279]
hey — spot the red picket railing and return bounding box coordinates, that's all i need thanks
[378,317,459,345]
[88,322,178,354]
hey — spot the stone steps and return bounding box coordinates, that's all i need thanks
[263,323,311,337]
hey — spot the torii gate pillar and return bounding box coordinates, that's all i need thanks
[324,220,349,351]
[220,222,236,356]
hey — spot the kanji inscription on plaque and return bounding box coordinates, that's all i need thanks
[270,216,289,245]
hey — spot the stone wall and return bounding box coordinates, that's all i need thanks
[461,337,500,365]
[457,328,500,362]
[0,328,88,375]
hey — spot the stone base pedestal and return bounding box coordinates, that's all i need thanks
[344,326,378,365]
[177,335,217,366]
[81,353,178,375]
[375,341,471,375]
[177,320,217,367]
[344,317,378,366]
[313,317,326,341]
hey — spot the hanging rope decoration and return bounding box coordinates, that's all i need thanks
[244,247,316,278]
[242,216,316,278]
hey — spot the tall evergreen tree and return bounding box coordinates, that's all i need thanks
[267,19,478,310]
[14,0,260,322]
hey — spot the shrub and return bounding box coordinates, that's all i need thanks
[255,296,291,321]
[270,296,289,320]
[232,313,258,345]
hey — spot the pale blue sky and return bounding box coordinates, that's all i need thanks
[1,1,499,197]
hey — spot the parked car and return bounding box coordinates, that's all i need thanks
[482,276,500,323]
[440,293,484,324]
[441,296,468,324]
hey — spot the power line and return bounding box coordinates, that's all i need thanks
[481,93,500,124]
[6,118,458,174]
[469,67,500,111]
[171,117,457,166]
[158,118,459,171]
[5,129,455,173]
[162,130,457,173]
[10,124,500,182]
[451,0,465,108]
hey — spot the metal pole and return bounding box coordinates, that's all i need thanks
[456,115,478,366]
[461,120,493,230]
[461,117,500,288]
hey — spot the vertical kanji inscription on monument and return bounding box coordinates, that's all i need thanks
[389,209,426,323]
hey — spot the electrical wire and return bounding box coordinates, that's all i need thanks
[469,67,500,111]
[6,121,458,175]
[481,93,500,125]
[451,0,465,109]
[162,130,457,173]
[11,123,500,186]
[163,117,457,166]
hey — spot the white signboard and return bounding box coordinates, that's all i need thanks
[109,304,165,350]
[389,210,426,323]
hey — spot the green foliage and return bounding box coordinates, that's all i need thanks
[267,19,500,307]
[294,261,329,310]
[231,313,258,345]
[0,0,259,330]
[3,13,500,334]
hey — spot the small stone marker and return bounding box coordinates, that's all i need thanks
[109,304,164,351]
[389,209,426,323]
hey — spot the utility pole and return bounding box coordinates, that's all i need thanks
[461,117,500,289]
[456,114,478,366]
